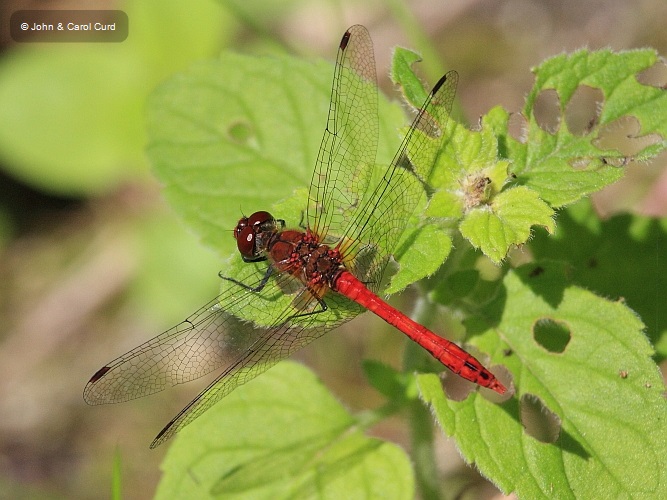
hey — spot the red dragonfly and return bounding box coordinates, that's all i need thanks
[84,25,506,448]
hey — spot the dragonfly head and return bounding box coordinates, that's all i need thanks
[234,211,280,260]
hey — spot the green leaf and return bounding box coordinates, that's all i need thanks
[148,54,329,258]
[529,199,667,360]
[428,240,505,310]
[386,223,452,294]
[424,112,553,263]
[433,121,502,187]
[398,48,667,264]
[460,186,555,263]
[111,447,122,500]
[0,0,228,195]
[391,47,428,109]
[419,262,667,498]
[155,362,414,499]
[362,359,417,401]
[382,53,465,289]
[492,49,667,207]
[147,52,403,259]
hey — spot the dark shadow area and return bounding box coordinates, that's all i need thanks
[514,261,569,309]
[497,392,591,459]
[529,201,667,360]
[0,168,84,237]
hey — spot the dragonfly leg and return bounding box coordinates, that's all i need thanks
[218,265,274,292]
[289,290,328,319]
[241,255,267,263]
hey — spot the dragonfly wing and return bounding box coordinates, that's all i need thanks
[84,268,305,405]
[308,24,379,244]
[148,290,361,448]
[340,71,458,291]
[84,262,363,446]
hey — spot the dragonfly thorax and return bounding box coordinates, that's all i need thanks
[269,229,346,289]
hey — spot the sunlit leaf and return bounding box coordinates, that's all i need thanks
[156,362,414,499]
[460,186,555,263]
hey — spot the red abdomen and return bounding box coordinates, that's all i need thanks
[333,270,506,394]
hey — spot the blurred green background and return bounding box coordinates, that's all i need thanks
[0,0,665,498]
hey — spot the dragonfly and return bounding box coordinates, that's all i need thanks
[84,25,506,449]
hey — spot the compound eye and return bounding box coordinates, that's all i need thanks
[234,217,249,240]
[236,225,255,258]
[247,211,273,228]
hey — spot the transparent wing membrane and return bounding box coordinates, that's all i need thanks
[338,72,458,290]
[308,25,379,246]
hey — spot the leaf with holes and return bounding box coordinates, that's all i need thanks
[487,49,667,207]
[418,261,667,498]
[529,199,667,360]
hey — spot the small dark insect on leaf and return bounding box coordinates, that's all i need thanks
[529,266,544,277]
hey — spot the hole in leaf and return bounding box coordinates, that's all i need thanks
[565,85,603,136]
[441,352,511,402]
[484,364,513,402]
[533,89,561,133]
[441,372,475,402]
[508,112,527,143]
[520,393,561,443]
[228,121,257,146]
[600,156,630,168]
[533,318,571,353]
[568,157,591,170]
[637,60,667,89]
[594,115,662,158]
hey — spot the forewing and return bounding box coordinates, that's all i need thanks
[339,72,458,291]
[83,270,287,405]
[308,24,378,243]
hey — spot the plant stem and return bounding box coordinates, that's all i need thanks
[404,294,441,500]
